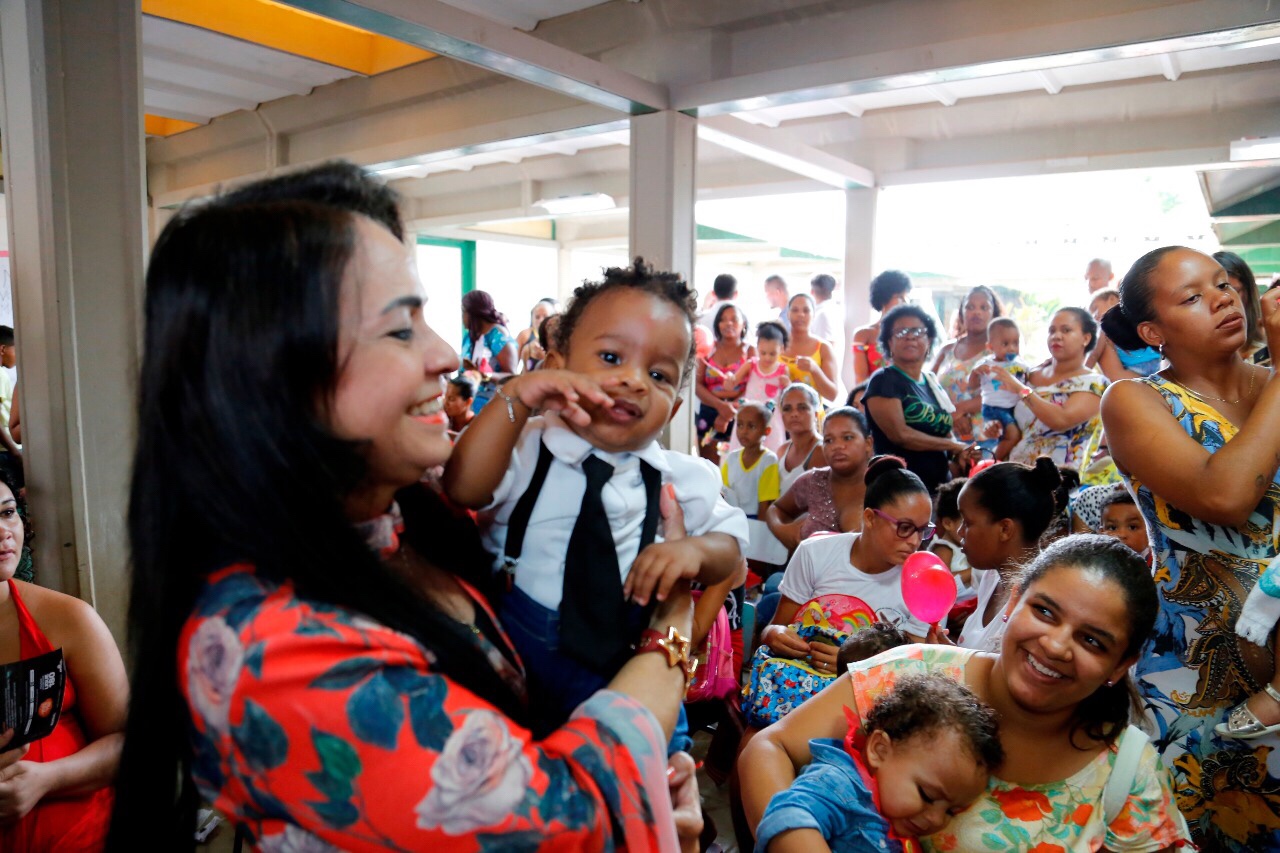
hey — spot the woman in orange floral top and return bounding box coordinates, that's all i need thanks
[107,163,701,851]
[741,535,1193,852]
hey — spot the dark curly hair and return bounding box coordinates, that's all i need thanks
[837,621,908,670]
[863,672,1004,771]
[554,257,699,382]
[869,270,912,312]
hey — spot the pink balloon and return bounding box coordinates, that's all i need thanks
[900,551,957,624]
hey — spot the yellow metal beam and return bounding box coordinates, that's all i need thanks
[144,114,202,136]
[142,0,434,75]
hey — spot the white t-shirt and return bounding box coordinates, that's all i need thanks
[720,448,780,519]
[480,413,750,611]
[777,532,928,637]
[957,568,1006,652]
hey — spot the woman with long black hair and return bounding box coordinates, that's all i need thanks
[107,163,697,851]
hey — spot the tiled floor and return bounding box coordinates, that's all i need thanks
[692,728,742,853]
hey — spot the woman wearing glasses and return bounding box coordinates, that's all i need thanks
[986,307,1108,476]
[863,304,976,493]
[760,456,936,676]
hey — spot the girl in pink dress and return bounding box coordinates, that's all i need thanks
[730,320,791,453]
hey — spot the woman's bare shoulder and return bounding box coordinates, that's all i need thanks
[14,580,109,647]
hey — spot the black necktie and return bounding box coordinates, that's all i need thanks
[560,455,663,672]
[560,455,626,670]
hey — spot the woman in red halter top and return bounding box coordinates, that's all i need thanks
[0,462,127,852]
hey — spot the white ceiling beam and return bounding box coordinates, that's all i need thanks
[1037,70,1063,95]
[926,84,957,107]
[697,115,875,189]
[836,97,864,118]
[278,0,669,114]
[674,2,1280,114]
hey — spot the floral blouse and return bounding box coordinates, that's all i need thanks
[847,645,1192,852]
[1008,371,1109,475]
[181,564,679,852]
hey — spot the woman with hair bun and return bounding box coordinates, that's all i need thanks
[1100,245,1280,851]
[953,458,1062,652]
[987,307,1109,476]
[759,456,938,676]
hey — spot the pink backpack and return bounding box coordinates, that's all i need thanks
[686,591,738,703]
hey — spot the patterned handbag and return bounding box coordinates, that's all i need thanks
[741,594,876,728]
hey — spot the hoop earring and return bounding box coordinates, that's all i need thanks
[1158,343,1165,357]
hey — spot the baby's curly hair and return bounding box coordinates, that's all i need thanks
[864,673,1004,770]
[553,257,699,383]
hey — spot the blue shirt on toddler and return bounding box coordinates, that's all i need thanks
[755,738,908,853]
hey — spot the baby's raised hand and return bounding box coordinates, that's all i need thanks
[502,370,612,427]
[625,540,701,606]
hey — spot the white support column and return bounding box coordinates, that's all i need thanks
[0,0,145,643]
[843,187,879,391]
[629,111,697,454]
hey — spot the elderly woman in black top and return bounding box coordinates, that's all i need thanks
[862,305,975,492]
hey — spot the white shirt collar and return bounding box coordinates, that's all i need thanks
[541,411,673,476]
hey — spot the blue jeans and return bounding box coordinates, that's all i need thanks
[499,585,691,753]
[979,403,1017,452]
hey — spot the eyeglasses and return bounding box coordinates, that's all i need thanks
[892,326,929,340]
[871,508,936,541]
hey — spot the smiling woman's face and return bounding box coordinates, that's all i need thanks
[328,217,459,495]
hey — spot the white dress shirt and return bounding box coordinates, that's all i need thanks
[480,412,750,611]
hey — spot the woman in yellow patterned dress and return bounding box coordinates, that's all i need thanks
[1101,245,1280,852]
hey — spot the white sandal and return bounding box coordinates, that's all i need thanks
[1216,683,1280,740]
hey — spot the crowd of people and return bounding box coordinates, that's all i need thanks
[0,160,1275,852]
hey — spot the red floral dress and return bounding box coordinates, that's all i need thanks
[180,564,679,851]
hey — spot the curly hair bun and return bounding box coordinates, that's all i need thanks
[1029,456,1063,492]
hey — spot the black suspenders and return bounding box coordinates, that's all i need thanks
[500,440,662,586]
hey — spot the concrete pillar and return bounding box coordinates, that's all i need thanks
[843,187,879,390]
[629,111,697,454]
[0,0,145,643]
